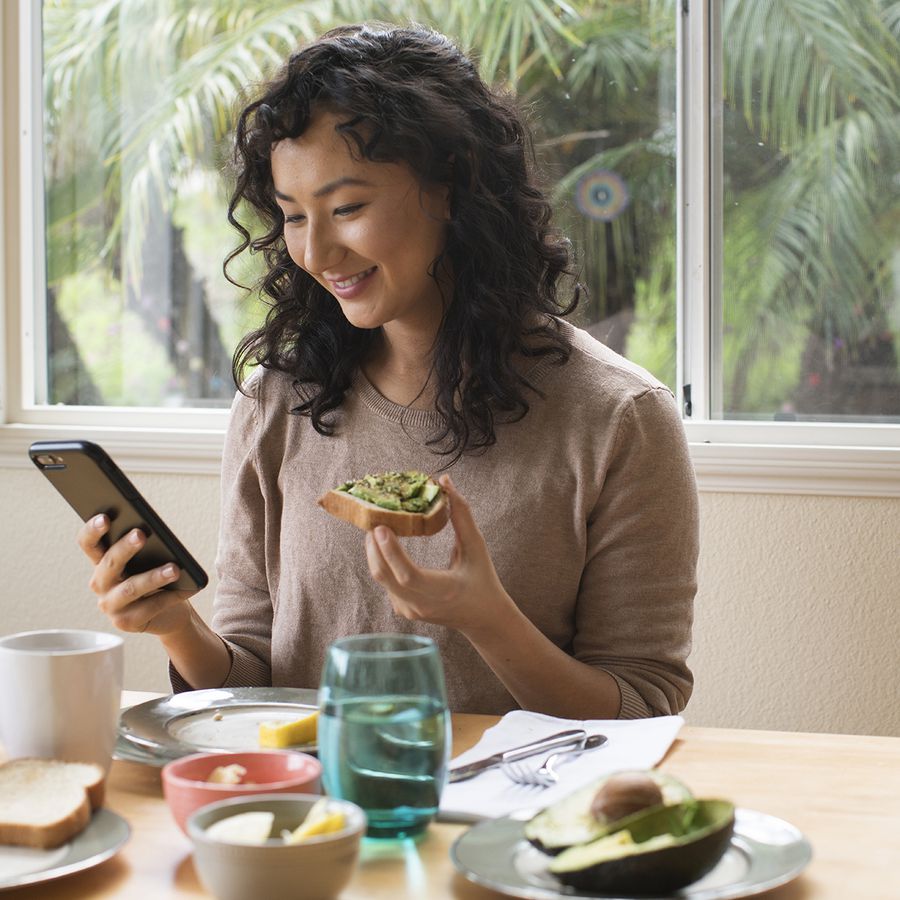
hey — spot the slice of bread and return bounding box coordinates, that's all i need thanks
[318,473,450,537]
[0,758,106,849]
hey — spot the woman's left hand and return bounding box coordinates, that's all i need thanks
[367,475,624,719]
[364,475,514,635]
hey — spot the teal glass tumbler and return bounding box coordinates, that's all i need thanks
[318,633,451,839]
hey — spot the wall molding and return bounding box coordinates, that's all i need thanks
[2,422,898,496]
[689,442,900,498]
[0,423,226,474]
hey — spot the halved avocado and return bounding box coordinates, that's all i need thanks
[548,799,735,894]
[524,770,692,855]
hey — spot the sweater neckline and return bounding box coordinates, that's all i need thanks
[351,370,443,429]
[351,354,558,427]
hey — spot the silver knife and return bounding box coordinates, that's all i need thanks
[448,728,587,783]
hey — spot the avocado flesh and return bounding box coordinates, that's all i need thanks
[338,471,438,513]
[553,830,678,867]
[548,799,735,894]
[524,770,692,854]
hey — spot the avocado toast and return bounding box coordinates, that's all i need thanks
[317,470,449,536]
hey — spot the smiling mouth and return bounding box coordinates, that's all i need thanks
[331,267,376,289]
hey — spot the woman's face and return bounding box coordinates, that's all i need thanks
[271,111,451,337]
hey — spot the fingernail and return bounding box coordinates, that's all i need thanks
[162,565,177,578]
[375,526,389,544]
[129,530,142,544]
[92,515,106,529]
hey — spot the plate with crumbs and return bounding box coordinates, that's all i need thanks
[116,687,318,766]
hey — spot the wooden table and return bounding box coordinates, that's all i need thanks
[4,692,899,898]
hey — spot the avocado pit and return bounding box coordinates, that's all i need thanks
[590,771,664,824]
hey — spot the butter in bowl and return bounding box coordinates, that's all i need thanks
[187,794,366,900]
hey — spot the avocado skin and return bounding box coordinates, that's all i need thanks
[555,825,733,893]
[552,800,735,895]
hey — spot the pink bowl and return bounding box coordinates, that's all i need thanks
[162,750,322,834]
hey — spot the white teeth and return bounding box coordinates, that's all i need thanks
[334,267,374,289]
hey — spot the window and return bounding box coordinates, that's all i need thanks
[28,2,677,409]
[3,1,899,491]
[717,0,900,424]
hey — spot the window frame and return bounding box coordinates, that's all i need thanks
[1,0,898,495]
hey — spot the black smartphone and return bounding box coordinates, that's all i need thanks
[28,439,208,592]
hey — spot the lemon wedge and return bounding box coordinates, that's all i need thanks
[283,798,346,844]
[205,811,275,844]
[258,710,318,748]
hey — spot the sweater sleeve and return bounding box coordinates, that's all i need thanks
[574,386,698,718]
[169,381,273,692]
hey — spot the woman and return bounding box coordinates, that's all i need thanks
[78,23,698,718]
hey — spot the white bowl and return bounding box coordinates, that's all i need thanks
[186,794,366,900]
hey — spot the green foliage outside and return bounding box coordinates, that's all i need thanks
[40,0,900,420]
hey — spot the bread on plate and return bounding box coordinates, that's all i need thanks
[0,758,105,849]
[318,470,449,537]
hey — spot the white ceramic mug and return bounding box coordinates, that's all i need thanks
[0,629,124,772]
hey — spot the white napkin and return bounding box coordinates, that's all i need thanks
[439,710,683,822]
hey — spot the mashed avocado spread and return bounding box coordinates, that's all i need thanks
[336,471,440,513]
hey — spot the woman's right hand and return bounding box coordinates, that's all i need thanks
[77,514,198,636]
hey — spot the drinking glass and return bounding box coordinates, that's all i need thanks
[318,634,451,839]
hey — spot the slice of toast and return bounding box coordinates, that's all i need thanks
[0,758,105,849]
[318,472,450,537]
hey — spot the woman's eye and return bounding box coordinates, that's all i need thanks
[284,213,305,225]
[335,204,363,216]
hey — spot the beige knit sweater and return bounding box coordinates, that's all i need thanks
[172,320,698,716]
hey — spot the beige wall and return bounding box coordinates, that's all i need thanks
[690,492,899,736]
[2,465,898,737]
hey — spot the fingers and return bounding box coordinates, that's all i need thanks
[80,518,183,636]
[77,514,110,565]
[365,529,426,622]
[95,562,181,619]
[439,475,484,553]
[87,526,147,594]
[365,527,417,590]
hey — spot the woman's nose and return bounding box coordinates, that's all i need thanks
[303,221,342,274]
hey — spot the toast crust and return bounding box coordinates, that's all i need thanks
[318,488,449,536]
[0,759,105,850]
[0,800,91,850]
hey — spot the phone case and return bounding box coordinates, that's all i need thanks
[28,440,208,592]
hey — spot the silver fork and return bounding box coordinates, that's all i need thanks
[500,733,608,788]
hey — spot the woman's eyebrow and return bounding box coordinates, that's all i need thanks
[274,177,374,203]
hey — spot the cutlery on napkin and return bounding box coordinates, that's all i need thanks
[439,710,684,823]
[448,728,587,783]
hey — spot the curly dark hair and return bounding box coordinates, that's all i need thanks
[226,22,580,461]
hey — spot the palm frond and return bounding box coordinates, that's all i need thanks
[566,5,658,104]
[728,107,900,345]
[45,0,597,284]
[439,0,584,85]
[882,0,900,36]
[724,0,900,150]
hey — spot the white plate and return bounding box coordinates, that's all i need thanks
[0,809,130,891]
[116,687,319,766]
[451,807,812,899]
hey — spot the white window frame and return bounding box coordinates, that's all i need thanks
[2,0,898,493]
